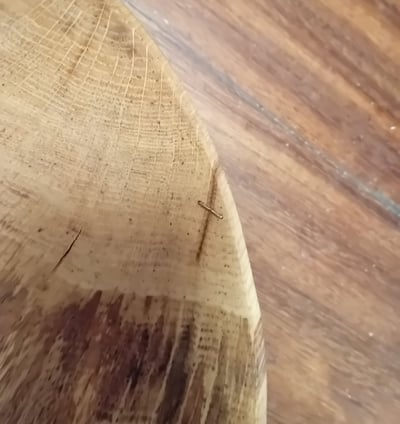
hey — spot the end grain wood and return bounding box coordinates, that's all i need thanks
[0,0,266,422]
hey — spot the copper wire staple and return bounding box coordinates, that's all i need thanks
[198,200,224,220]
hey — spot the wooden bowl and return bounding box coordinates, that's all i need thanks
[0,0,266,422]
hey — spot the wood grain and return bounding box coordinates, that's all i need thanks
[125,1,400,423]
[0,0,266,422]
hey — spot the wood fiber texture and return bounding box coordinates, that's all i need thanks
[0,0,266,422]
[126,0,400,423]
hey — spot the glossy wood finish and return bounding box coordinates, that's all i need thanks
[126,1,400,423]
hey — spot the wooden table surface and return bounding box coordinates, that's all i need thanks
[126,1,400,423]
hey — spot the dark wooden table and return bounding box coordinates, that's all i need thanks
[126,1,400,422]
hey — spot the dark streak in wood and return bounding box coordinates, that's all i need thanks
[57,290,103,373]
[206,333,228,423]
[51,229,82,273]
[0,291,263,422]
[196,166,219,262]
[180,363,205,423]
[156,320,192,423]
[7,186,29,199]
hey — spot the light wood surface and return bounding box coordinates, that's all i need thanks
[0,0,266,422]
[125,1,400,423]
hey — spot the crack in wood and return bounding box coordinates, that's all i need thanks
[52,229,82,273]
[196,166,219,262]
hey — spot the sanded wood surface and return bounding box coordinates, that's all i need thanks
[0,0,266,422]
[126,1,400,423]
